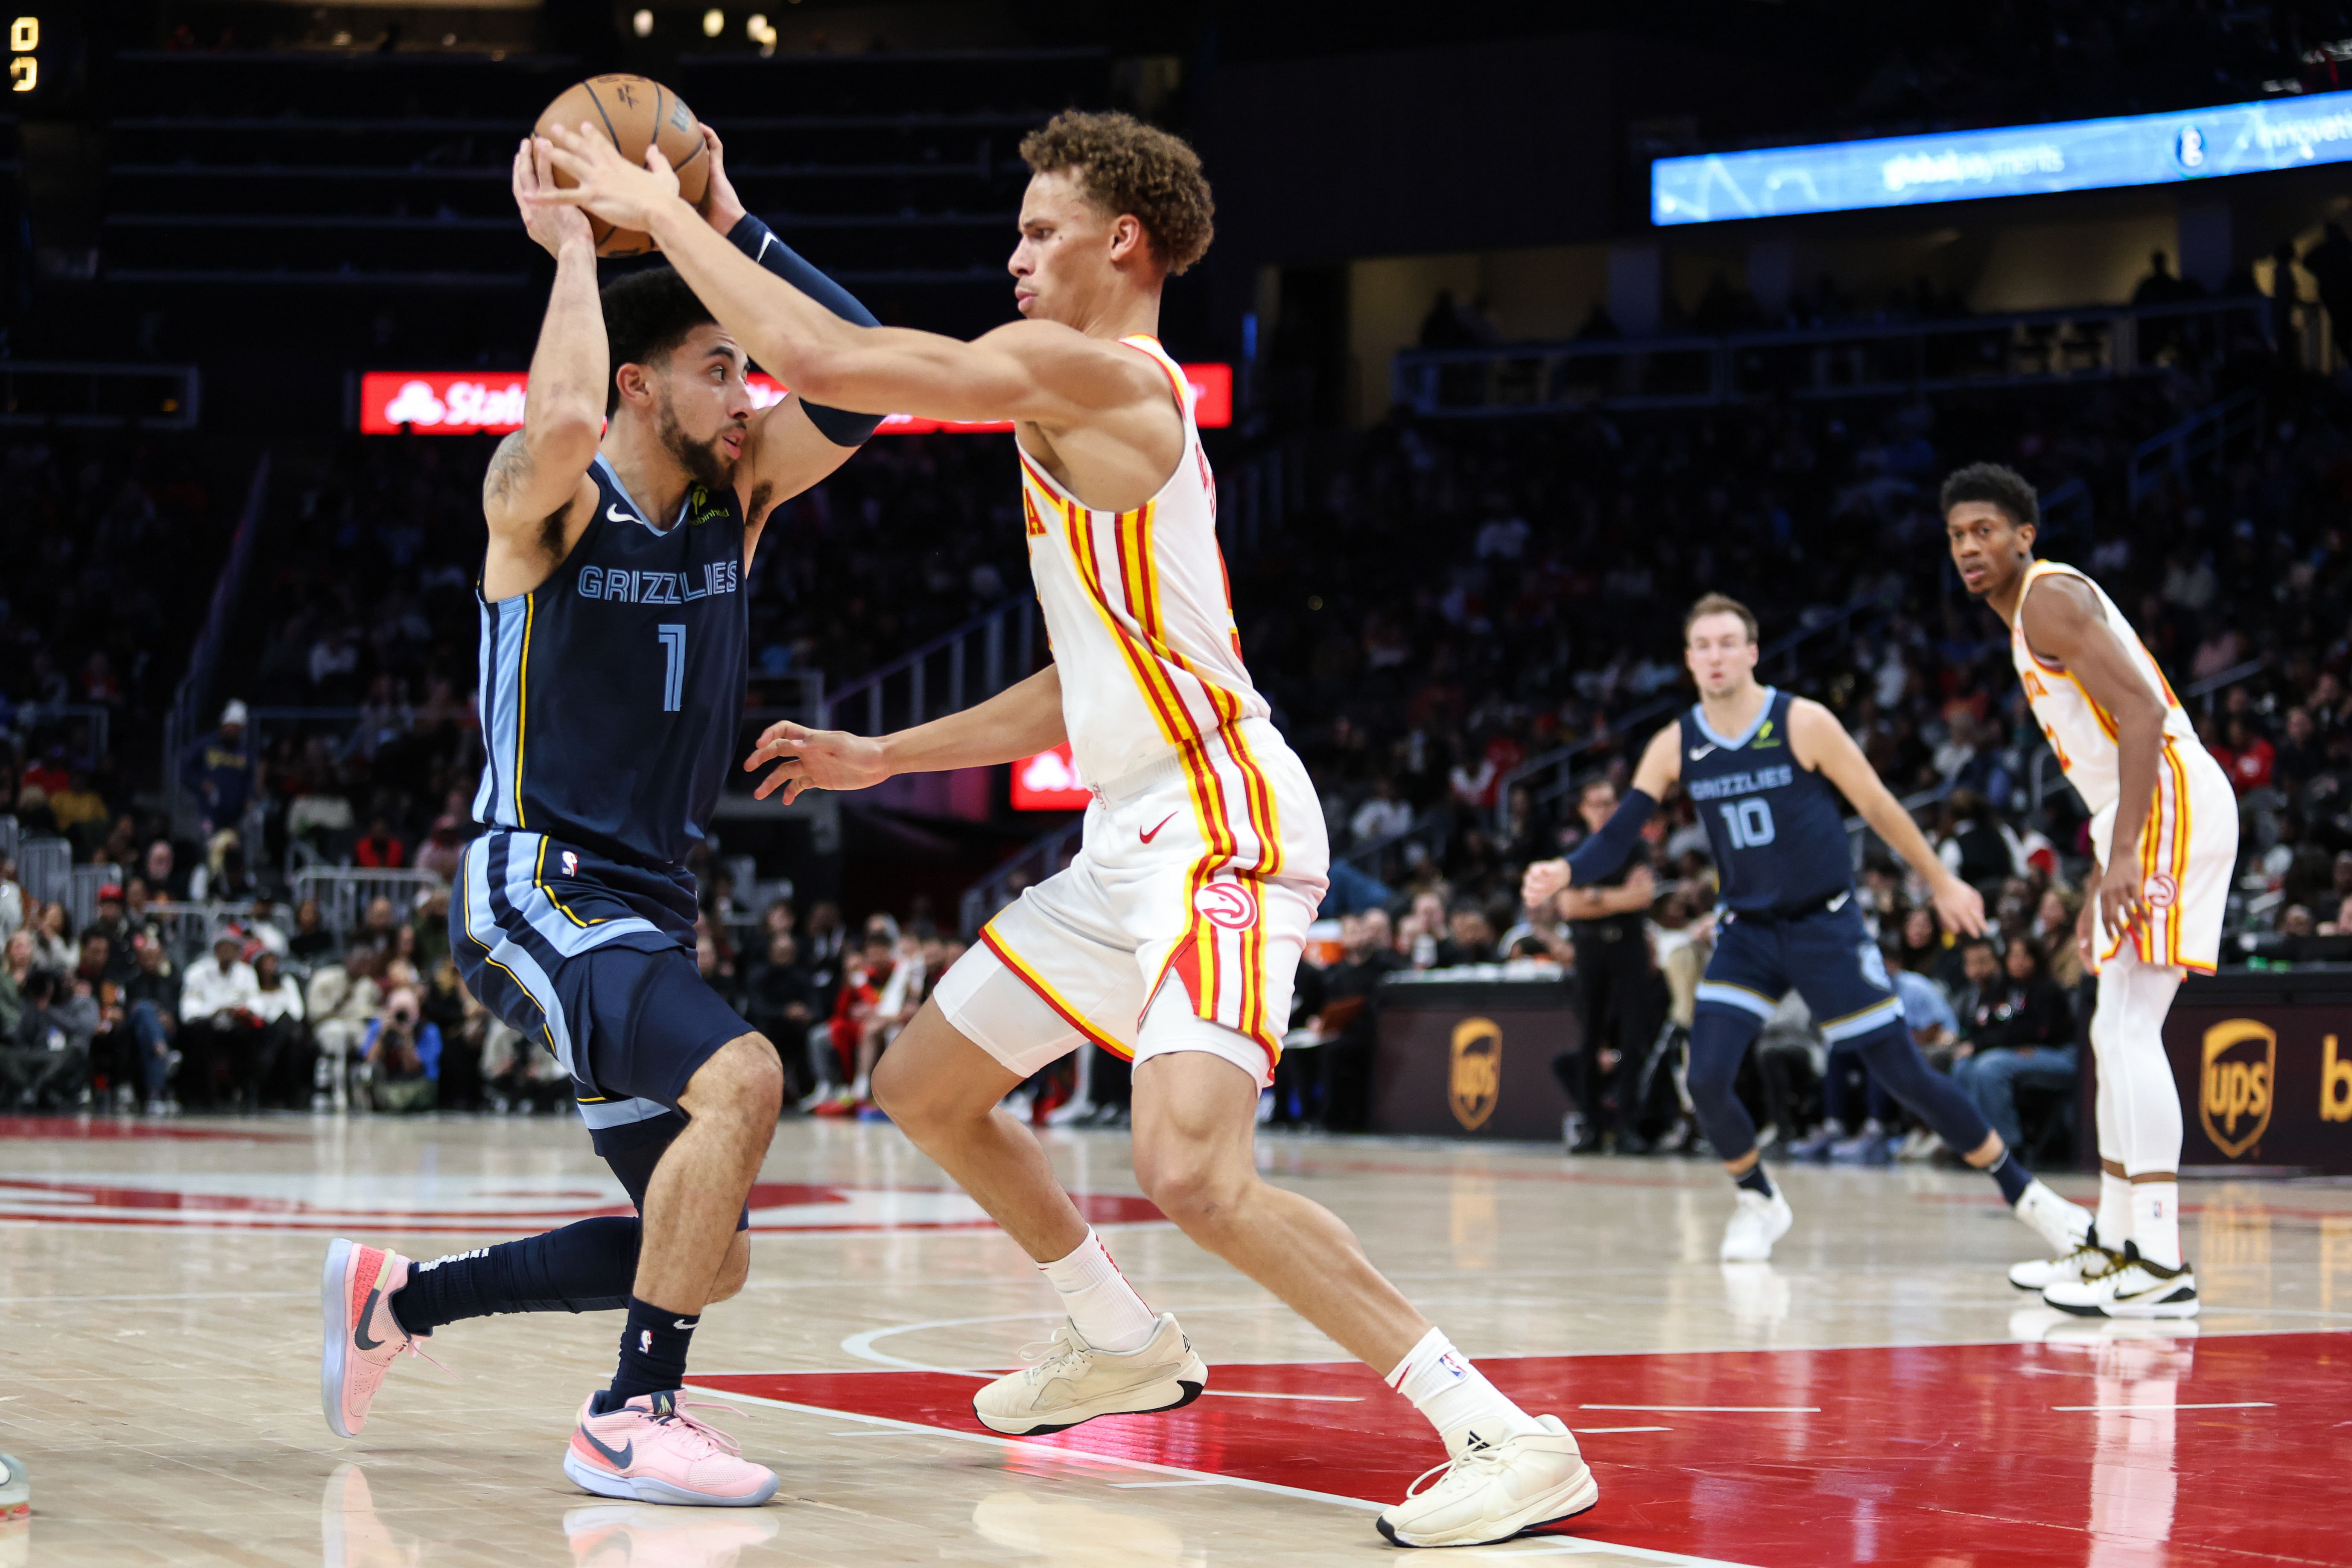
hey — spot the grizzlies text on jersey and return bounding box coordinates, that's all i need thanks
[1680,688,1852,915]
[473,452,748,873]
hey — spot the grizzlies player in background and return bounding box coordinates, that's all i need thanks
[1524,594,2093,1265]
[318,130,882,1505]
[1948,462,2231,1319]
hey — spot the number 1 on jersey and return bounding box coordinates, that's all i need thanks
[1719,797,1775,850]
[657,624,686,712]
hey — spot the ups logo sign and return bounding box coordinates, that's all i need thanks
[1450,1018,1502,1131]
[2201,1019,2276,1159]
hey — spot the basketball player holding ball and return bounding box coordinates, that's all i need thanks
[538,110,1597,1547]
[319,91,885,1507]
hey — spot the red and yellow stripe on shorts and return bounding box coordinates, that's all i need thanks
[2101,737,2200,972]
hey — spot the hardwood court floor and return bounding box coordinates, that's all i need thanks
[2,1112,2349,1567]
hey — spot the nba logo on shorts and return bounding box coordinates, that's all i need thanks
[2144,872,2178,909]
[1194,881,1259,931]
[562,851,579,877]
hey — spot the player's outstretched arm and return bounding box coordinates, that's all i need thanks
[743,666,1067,804]
[535,125,1156,431]
[1519,725,1683,908]
[1789,698,1985,937]
[2018,574,2171,942]
[486,137,602,554]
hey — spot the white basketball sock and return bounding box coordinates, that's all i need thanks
[2097,1172,2131,1252]
[1038,1229,1159,1355]
[1388,1327,1540,1456]
[2131,1182,2184,1270]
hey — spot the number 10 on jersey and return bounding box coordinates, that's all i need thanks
[1719,798,1775,849]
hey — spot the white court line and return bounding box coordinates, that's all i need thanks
[701,1384,1767,1568]
[1580,1404,1817,1413]
[2049,1402,2274,1412]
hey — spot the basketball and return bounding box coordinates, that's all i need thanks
[534,74,710,257]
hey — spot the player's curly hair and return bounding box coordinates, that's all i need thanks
[600,266,714,415]
[1018,111,1215,276]
[1939,461,2040,530]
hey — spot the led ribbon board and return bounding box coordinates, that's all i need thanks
[1651,89,2352,225]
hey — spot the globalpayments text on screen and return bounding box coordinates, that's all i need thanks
[1651,90,2352,225]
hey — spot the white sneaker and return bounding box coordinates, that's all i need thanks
[1719,1187,1793,1261]
[2044,1247,2199,1319]
[972,1314,1206,1436]
[1375,1416,1597,1548]
[2012,1179,2094,1254]
[2010,1233,2120,1292]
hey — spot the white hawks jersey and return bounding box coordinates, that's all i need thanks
[2010,558,2235,972]
[1018,335,1268,788]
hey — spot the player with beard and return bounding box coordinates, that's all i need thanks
[319,131,883,1505]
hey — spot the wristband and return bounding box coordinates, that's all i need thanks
[727,214,884,447]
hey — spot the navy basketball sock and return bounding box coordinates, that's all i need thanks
[1983,1149,2034,1206]
[605,1296,698,1406]
[1734,1163,1775,1198]
[390,1216,640,1335]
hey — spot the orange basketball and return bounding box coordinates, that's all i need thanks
[534,74,711,259]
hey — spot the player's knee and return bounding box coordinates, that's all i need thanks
[695,1034,784,1122]
[1133,1144,1252,1239]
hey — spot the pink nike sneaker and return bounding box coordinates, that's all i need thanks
[320,1237,434,1439]
[564,1392,779,1507]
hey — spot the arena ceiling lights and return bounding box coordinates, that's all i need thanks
[1651,89,2352,225]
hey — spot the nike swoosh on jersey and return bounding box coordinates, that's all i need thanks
[352,1287,385,1351]
[608,503,644,526]
[1689,745,1718,760]
[1140,812,1177,844]
[578,1426,634,1470]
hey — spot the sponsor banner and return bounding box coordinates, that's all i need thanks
[1011,741,1090,811]
[1653,88,2352,225]
[2164,972,2352,1172]
[360,362,1232,435]
[1370,980,1578,1140]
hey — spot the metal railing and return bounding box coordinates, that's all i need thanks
[0,361,201,430]
[1394,297,2272,417]
[2128,388,2263,506]
[15,837,70,909]
[66,864,124,934]
[818,598,1041,737]
[163,453,272,836]
[289,867,447,936]
[958,817,1083,937]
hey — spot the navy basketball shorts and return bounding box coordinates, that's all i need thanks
[452,834,756,1222]
[1692,899,1905,1046]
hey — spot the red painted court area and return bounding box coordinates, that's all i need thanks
[697,1331,2352,1568]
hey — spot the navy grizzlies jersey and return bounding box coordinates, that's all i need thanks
[1680,689,1852,915]
[473,452,748,872]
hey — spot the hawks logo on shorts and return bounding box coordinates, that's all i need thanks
[1194,881,1260,931]
[2144,873,2179,910]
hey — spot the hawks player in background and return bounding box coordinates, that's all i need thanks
[538,108,1596,1548]
[1523,594,2092,1268]
[320,127,883,1504]
[1946,462,2232,1319]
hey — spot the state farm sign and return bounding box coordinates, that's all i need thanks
[359,363,1233,436]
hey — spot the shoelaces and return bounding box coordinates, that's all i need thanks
[1402,1439,1512,1501]
[1014,1328,1092,1386]
[643,1399,750,1459]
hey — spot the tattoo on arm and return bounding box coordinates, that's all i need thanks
[484,432,532,507]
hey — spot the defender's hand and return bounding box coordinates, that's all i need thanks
[697,124,748,235]
[536,122,682,234]
[743,721,888,803]
[513,136,593,257]
[1521,857,1570,910]
[1929,873,1987,939]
